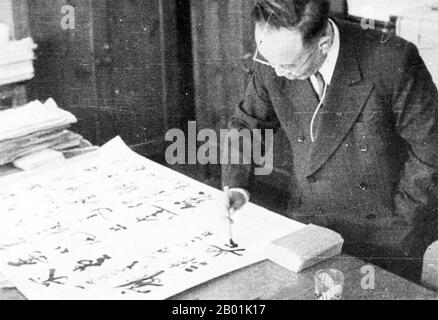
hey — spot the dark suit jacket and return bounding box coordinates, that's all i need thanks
[222,19,438,260]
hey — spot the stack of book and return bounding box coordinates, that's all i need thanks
[0,98,91,170]
[0,37,37,87]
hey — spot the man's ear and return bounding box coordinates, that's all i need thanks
[319,35,332,55]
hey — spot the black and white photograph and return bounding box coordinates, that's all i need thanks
[1,0,438,305]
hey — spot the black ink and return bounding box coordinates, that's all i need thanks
[202,231,213,238]
[74,254,111,272]
[191,237,203,243]
[123,261,139,271]
[29,184,42,191]
[207,245,246,257]
[8,252,48,267]
[29,269,67,287]
[228,239,239,249]
[170,258,208,273]
[0,238,27,251]
[87,208,113,220]
[153,247,170,255]
[128,202,144,209]
[37,222,68,236]
[72,232,98,245]
[136,206,179,223]
[55,247,70,254]
[177,195,213,210]
[110,224,127,232]
[180,202,195,209]
[73,194,98,206]
[116,270,164,294]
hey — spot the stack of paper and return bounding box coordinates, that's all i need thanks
[13,149,65,171]
[265,224,344,273]
[0,98,77,140]
[0,37,37,86]
[0,98,81,166]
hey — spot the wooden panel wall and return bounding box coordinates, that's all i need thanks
[26,0,104,143]
[25,0,194,158]
[191,0,254,131]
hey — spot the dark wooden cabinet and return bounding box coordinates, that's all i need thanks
[24,0,194,158]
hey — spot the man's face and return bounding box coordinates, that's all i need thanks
[254,23,327,80]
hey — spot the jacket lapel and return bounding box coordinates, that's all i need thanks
[307,80,374,177]
[306,21,375,177]
[276,76,319,114]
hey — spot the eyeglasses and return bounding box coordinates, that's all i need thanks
[252,43,320,72]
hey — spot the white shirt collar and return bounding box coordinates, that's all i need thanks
[318,18,340,85]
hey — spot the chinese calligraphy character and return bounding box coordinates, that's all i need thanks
[8,251,48,267]
[29,269,68,287]
[74,254,111,272]
[116,270,164,294]
[207,245,246,257]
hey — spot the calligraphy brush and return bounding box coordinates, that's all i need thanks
[224,186,238,248]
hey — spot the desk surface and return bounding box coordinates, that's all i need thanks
[173,255,438,300]
[1,254,437,300]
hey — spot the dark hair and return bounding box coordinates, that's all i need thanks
[252,0,330,46]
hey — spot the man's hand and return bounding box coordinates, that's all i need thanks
[225,187,250,212]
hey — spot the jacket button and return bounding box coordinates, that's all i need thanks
[297,135,305,143]
[358,183,369,191]
[366,214,377,220]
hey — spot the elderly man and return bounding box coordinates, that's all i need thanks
[223,0,438,282]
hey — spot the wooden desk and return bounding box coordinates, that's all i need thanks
[173,255,438,300]
[2,254,437,300]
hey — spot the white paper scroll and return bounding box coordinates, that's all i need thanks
[0,137,303,300]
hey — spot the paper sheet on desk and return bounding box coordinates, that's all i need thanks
[0,137,304,300]
[0,271,14,289]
